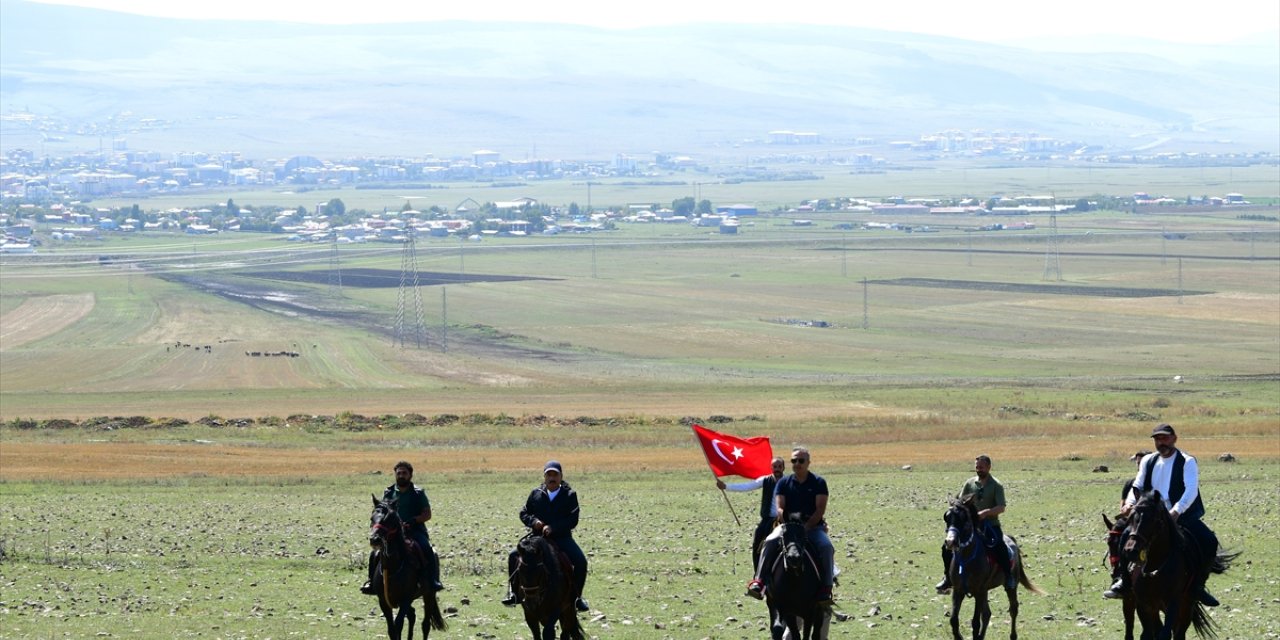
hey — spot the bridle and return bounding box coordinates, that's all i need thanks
[1124,501,1169,577]
[513,540,551,604]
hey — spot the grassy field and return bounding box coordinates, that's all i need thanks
[2,206,1277,420]
[0,452,1275,640]
[2,184,1278,638]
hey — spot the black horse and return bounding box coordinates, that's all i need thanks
[368,496,446,640]
[513,534,584,640]
[764,514,827,640]
[943,496,1042,640]
[1122,490,1238,640]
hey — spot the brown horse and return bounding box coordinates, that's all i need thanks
[368,496,446,640]
[514,534,584,640]
[943,497,1043,640]
[1122,490,1238,640]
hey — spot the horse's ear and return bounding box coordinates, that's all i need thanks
[1103,513,1114,529]
[372,494,380,507]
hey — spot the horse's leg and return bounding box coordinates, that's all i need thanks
[769,604,785,640]
[405,603,416,640]
[971,590,988,640]
[1123,593,1136,640]
[950,589,965,640]
[378,596,397,640]
[1007,584,1019,640]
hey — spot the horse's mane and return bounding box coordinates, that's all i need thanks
[1132,489,1185,547]
[518,535,563,582]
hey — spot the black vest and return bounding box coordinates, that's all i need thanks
[1141,449,1205,520]
[759,475,778,520]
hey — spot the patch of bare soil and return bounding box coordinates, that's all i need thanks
[0,293,95,349]
[153,272,585,367]
[240,268,559,288]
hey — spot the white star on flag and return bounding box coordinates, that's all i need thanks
[732,446,744,460]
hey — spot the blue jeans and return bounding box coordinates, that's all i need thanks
[756,526,835,589]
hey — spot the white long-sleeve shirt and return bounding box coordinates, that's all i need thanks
[723,474,777,518]
[1126,450,1200,515]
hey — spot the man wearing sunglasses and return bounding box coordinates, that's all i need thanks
[746,447,835,606]
[501,460,590,612]
[936,454,1013,593]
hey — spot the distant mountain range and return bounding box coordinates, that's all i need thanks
[2,1,1277,159]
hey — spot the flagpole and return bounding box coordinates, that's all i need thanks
[691,424,742,527]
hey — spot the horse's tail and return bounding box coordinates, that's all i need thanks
[1209,548,1240,576]
[1189,601,1218,639]
[1016,550,1045,596]
[423,591,447,632]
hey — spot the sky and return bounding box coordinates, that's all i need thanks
[30,0,1280,45]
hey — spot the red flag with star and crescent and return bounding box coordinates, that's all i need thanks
[691,423,774,479]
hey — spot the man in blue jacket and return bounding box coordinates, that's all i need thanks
[502,460,590,612]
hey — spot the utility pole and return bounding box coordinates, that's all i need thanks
[591,236,598,279]
[328,231,343,297]
[862,277,869,330]
[440,286,448,353]
[1042,212,1062,281]
[841,234,848,277]
[393,232,426,348]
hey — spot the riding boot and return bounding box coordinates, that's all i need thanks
[1103,572,1128,599]
[360,550,380,595]
[1198,579,1220,607]
[429,548,444,592]
[936,545,953,593]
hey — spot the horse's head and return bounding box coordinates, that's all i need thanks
[369,494,402,550]
[1123,490,1172,569]
[779,513,809,572]
[515,535,552,605]
[943,496,976,551]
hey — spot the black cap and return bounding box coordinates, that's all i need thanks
[543,460,563,474]
[1150,424,1176,437]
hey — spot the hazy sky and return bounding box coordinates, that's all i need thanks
[31,0,1280,45]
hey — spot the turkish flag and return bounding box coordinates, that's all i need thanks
[691,424,774,479]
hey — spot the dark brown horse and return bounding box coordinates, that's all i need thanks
[1122,490,1237,640]
[514,535,584,640]
[765,515,827,640]
[1104,512,1138,640]
[943,497,1042,640]
[368,496,446,640]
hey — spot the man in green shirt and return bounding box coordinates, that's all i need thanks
[936,455,1014,593]
[361,461,442,595]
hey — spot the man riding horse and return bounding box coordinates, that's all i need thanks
[361,461,443,596]
[937,455,1015,594]
[502,460,590,612]
[1105,424,1220,607]
[747,446,836,606]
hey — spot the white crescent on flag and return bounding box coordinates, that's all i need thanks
[710,439,745,465]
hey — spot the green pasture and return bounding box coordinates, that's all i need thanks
[84,164,1280,214]
[1,459,1276,639]
[2,210,1277,420]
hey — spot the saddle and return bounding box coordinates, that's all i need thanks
[545,538,576,577]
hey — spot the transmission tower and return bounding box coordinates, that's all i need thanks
[393,232,426,348]
[327,232,343,296]
[1042,213,1062,281]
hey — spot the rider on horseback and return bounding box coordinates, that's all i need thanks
[746,447,836,606]
[937,455,1015,593]
[502,460,591,612]
[361,461,443,595]
[1104,424,1220,607]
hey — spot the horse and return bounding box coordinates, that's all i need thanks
[1121,490,1238,640]
[368,496,446,640]
[943,496,1042,640]
[513,534,584,640]
[764,514,827,640]
[1103,512,1137,640]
